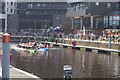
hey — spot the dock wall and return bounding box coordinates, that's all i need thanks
[62,40,120,50]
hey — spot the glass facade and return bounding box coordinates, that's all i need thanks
[0,2,5,32]
[19,19,50,30]
[83,18,90,28]
[18,2,67,15]
[0,19,5,32]
[73,17,104,30]
[0,2,5,14]
[17,2,67,30]
[74,18,80,30]
[94,17,103,28]
[26,2,67,9]
[96,2,100,6]
[67,2,120,29]
[107,3,111,8]
[104,15,120,29]
[67,2,88,12]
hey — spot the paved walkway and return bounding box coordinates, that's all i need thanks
[65,38,120,44]
[0,46,42,80]
[0,65,42,79]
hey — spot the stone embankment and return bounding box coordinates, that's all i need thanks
[58,39,120,50]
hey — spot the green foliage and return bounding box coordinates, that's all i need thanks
[49,34,54,42]
[41,36,44,41]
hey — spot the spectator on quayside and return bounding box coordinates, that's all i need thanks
[102,32,106,40]
[59,32,62,38]
[69,33,72,39]
[88,33,91,41]
[77,33,79,40]
[115,33,118,42]
[113,34,115,43]
[21,37,24,43]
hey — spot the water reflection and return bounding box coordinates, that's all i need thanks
[10,47,119,78]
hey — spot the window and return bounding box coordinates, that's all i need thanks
[11,9,13,13]
[107,3,111,8]
[109,15,119,27]
[37,4,40,7]
[109,20,112,26]
[49,3,52,7]
[116,21,119,25]
[96,2,99,6]
[28,4,33,8]
[117,15,120,20]
[14,10,16,14]
[28,4,30,8]
[117,3,119,9]
[109,16,112,20]
[113,16,117,20]
[30,4,33,8]
[11,2,13,5]
[104,16,109,28]
[43,4,45,6]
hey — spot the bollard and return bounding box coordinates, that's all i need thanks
[2,33,10,79]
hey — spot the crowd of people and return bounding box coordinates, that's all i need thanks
[53,31,120,43]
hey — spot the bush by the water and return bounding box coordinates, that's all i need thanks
[49,34,54,42]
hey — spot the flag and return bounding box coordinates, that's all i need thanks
[83,26,85,38]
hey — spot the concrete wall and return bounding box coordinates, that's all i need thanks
[17,0,67,2]
[86,2,117,16]
[66,10,86,17]
[8,14,19,32]
[63,40,120,50]
[0,19,2,32]
[68,0,119,3]
[53,15,71,29]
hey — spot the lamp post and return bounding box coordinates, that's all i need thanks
[5,0,7,32]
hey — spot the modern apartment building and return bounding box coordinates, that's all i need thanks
[66,0,120,33]
[0,0,17,32]
[0,0,71,33]
[16,0,71,31]
[0,1,5,32]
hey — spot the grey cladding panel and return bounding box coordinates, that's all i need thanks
[66,10,86,17]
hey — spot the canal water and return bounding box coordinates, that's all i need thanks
[10,45,119,79]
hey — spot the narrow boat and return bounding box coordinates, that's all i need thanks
[26,48,48,52]
[16,44,48,52]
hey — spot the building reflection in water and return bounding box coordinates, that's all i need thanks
[11,47,119,78]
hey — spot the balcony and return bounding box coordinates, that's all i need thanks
[26,6,67,10]
[66,10,86,17]
[0,14,6,19]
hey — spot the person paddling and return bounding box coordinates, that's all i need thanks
[33,41,37,49]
